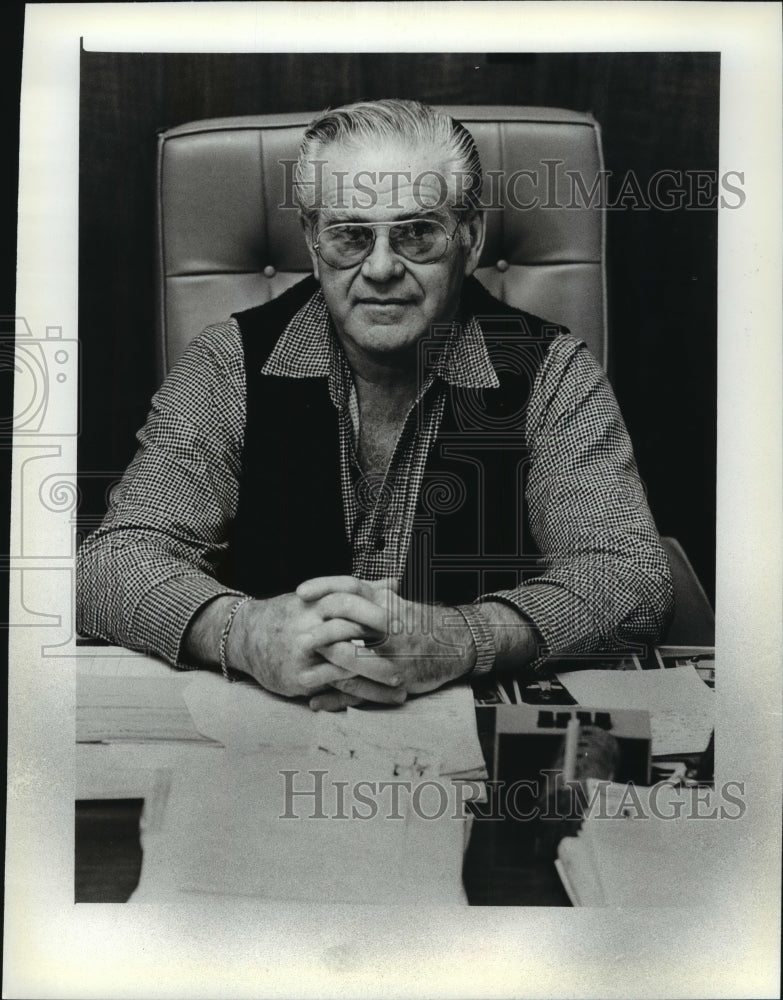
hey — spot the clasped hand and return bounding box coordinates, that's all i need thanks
[295,576,476,711]
[225,576,475,710]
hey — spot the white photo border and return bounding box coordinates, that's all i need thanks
[7,3,782,998]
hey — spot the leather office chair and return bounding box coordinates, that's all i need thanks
[155,107,714,646]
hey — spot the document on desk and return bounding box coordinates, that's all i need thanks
[554,664,715,756]
[135,748,469,905]
[556,780,727,907]
[182,673,486,779]
[182,673,352,753]
[76,653,485,776]
[335,686,488,779]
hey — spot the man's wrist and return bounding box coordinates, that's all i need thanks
[454,604,496,677]
[182,593,247,668]
[219,595,254,680]
[473,598,541,670]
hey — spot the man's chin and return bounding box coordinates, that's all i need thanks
[345,322,426,356]
[362,332,425,357]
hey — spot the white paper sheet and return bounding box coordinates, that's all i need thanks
[336,684,487,778]
[134,748,468,905]
[557,782,726,907]
[554,665,715,755]
[182,671,356,752]
[183,673,486,778]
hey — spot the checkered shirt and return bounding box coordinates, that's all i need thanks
[76,285,673,668]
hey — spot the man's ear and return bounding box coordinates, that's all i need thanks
[462,210,486,277]
[300,216,321,281]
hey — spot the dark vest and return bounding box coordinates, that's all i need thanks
[225,275,565,605]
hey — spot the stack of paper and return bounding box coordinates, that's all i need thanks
[76,675,218,744]
[77,665,486,781]
[555,780,726,906]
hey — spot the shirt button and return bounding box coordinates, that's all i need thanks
[496,259,509,272]
[263,265,276,278]
[374,536,386,551]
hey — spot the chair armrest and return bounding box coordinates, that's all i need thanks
[660,536,715,646]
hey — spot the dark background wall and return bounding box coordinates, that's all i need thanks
[78,51,718,601]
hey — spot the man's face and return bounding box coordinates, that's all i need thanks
[304,140,485,368]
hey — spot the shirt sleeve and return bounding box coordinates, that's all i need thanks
[478,334,674,663]
[75,320,247,667]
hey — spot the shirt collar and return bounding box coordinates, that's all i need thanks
[440,311,500,389]
[260,284,499,404]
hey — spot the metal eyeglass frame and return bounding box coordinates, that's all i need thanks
[312,217,462,269]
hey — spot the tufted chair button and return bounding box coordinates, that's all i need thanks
[263,265,277,278]
[496,259,509,273]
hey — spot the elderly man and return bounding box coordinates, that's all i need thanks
[76,99,673,711]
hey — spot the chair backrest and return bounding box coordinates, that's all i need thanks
[156,106,606,381]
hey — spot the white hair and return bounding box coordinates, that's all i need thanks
[294,98,483,229]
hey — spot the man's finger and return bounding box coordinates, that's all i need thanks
[317,640,402,686]
[296,575,398,603]
[298,658,356,690]
[315,592,389,632]
[332,675,407,706]
[302,618,368,649]
[296,576,366,601]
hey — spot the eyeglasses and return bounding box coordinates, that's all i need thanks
[313,217,460,269]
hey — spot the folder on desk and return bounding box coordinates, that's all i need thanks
[555,780,725,907]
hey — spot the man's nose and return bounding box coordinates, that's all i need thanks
[360,230,404,282]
